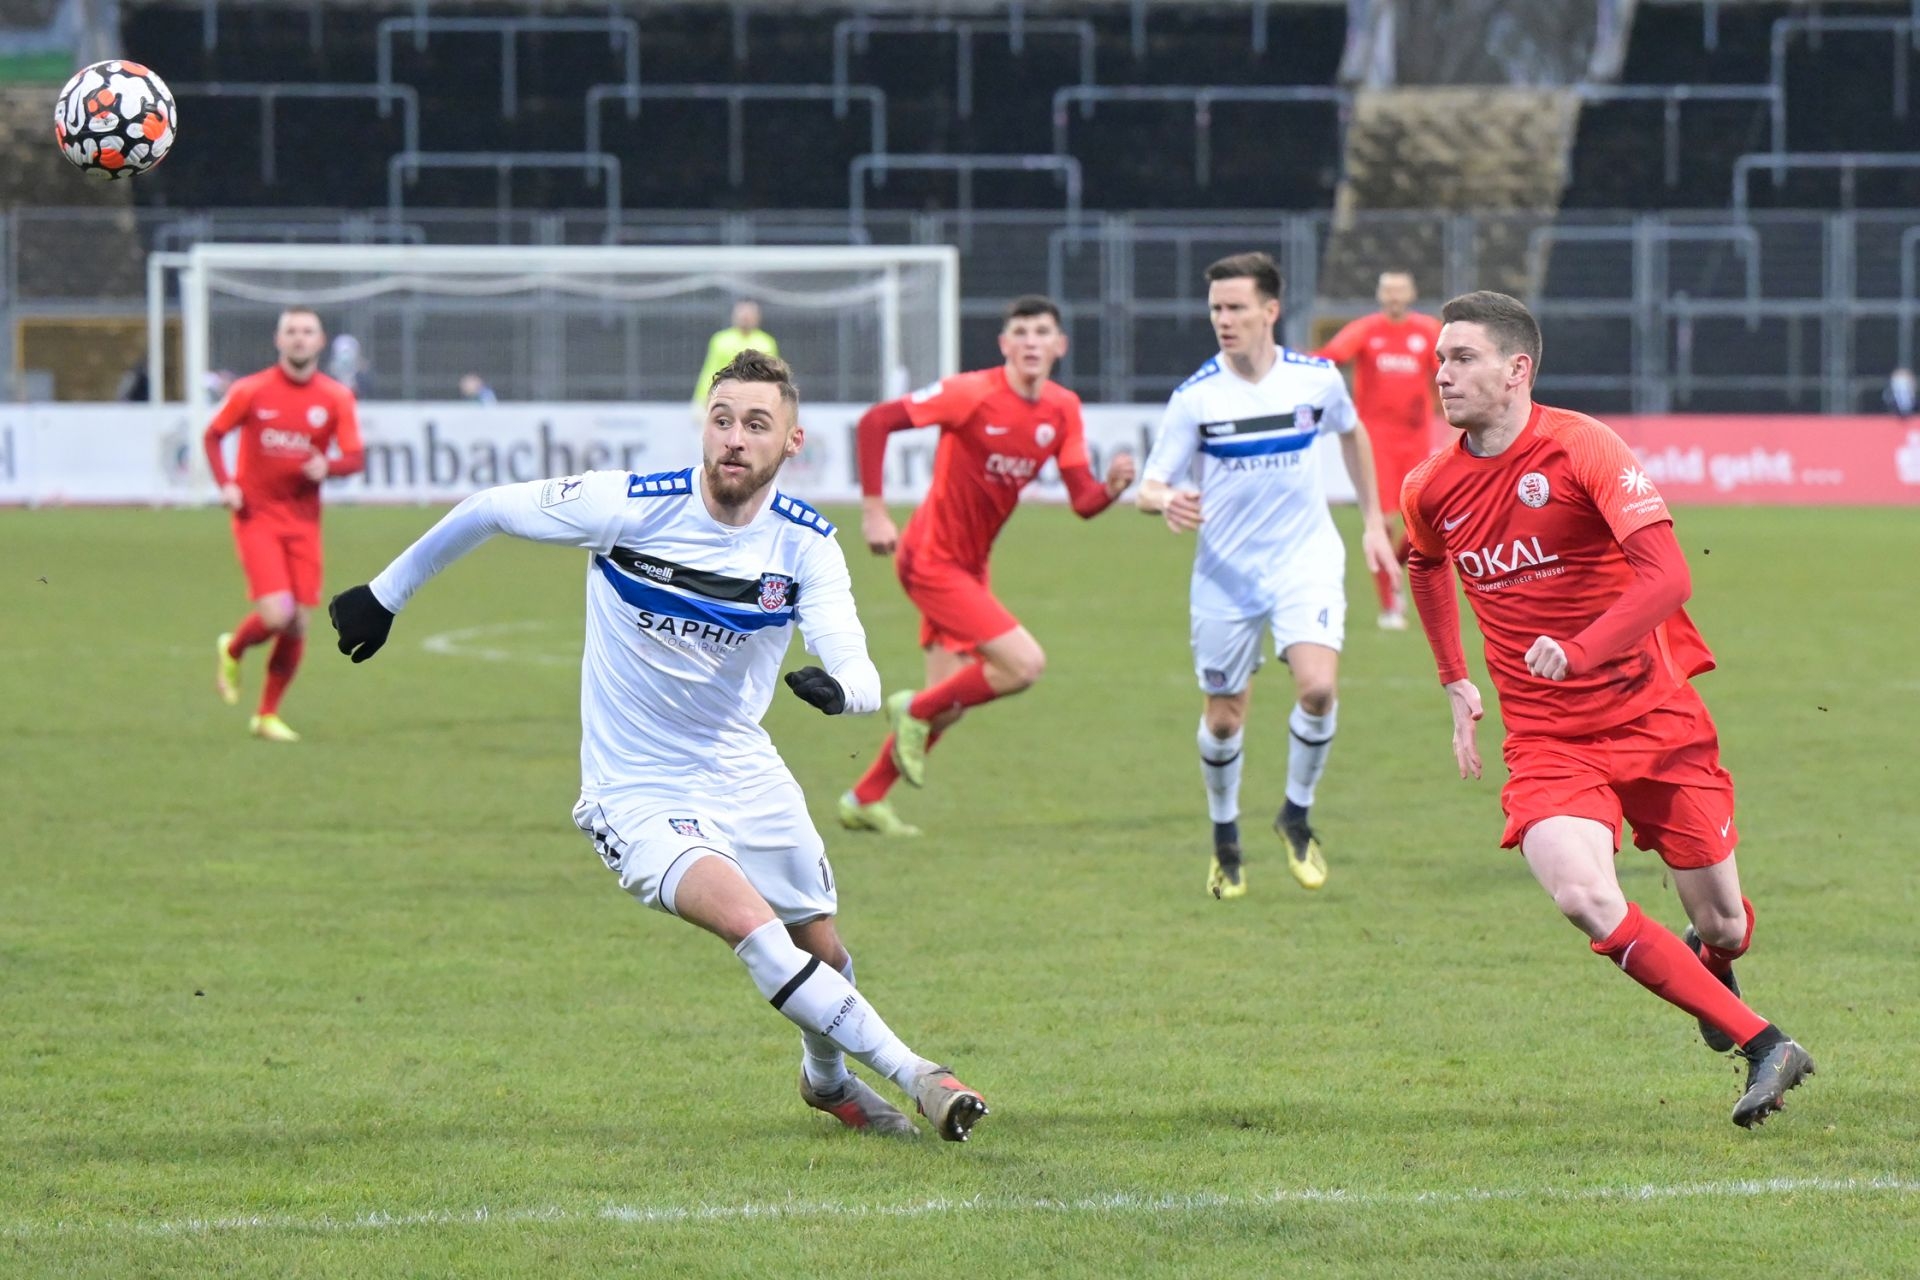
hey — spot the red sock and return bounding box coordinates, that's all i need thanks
[1372,563,1398,611]
[852,730,943,805]
[1696,897,1756,977]
[259,633,305,716]
[908,664,997,721]
[228,612,273,658]
[1592,902,1768,1047]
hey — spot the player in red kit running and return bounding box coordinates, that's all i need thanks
[838,295,1136,836]
[206,307,365,741]
[1402,291,1815,1128]
[1316,270,1443,629]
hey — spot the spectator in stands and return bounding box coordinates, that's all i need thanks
[1883,367,1916,419]
[327,333,373,397]
[118,363,152,402]
[692,299,779,411]
[459,372,498,405]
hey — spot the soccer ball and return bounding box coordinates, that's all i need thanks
[53,59,177,179]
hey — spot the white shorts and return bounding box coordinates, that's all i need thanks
[572,774,836,924]
[1191,584,1346,696]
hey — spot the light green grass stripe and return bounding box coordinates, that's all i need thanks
[10,1177,1916,1239]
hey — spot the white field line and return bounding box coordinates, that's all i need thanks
[420,620,578,667]
[7,1176,1917,1240]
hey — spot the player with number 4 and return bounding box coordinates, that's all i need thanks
[1137,252,1396,899]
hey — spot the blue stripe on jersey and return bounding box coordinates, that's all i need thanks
[771,493,836,537]
[1175,357,1222,393]
[627,468,694,498]
[1199,432,1319,459]
[1282,349,1333,368]
[593,556,794,631]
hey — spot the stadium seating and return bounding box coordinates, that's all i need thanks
[120,1,1348,213]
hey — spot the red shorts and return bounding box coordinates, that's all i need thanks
[895,542,1019,654]
[233,516,323,606]
[1500,685,1738,870]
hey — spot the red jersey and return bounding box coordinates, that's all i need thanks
[1316,311,1442,433]
[203,366,363,523]
[891,367,1093,569]
[1401,404,1714,737]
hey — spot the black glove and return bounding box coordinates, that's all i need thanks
[783,666,847,715]
[329,584,395,663]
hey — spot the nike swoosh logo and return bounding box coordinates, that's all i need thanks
[984,425,1010,435]
[1721,817,1733,837]
[1441,512,1470,531]
[257,409,279,419]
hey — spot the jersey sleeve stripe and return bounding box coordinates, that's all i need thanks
[626,468,695,497]
[771,493,836,536]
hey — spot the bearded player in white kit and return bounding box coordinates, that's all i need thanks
[1138,253,1396,899]
[327,351,988,1142]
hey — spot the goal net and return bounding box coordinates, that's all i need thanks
[167,243,959,416]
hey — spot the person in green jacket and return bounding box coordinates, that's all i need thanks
[693,300,779,409]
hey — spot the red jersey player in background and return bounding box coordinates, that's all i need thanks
[206,307,365,741]
[839,295,1136,836]
[1316,270,1443,629]
[1402,291,1815,1128]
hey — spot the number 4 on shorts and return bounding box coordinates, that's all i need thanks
[1317,608,1329,627]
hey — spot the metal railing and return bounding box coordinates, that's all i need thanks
[1768,14,1916,159]
[10,205,1920,413]
[1572,84,1779,189]
[848,154,1083,238]
[376,15,640,121]
[386,153,623,238]
[1050,85,1351,189]
[1732,152,1920,217]
[832,16,1095,119]
[585,83,887,191]
[172,83,420,186]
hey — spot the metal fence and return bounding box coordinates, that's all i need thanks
[7,203,1920,412]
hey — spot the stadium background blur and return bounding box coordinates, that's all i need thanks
[3,1,1918,1275]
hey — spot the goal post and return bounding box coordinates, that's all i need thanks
[169,243,961,417]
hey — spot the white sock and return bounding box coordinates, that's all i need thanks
[734,921,931,1091]
[1198,719,1244,824]
[800,953,855,1092]
[1286,702,1337,809]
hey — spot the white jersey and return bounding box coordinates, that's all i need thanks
[369,467,882,796]
[1143,349,1358,620]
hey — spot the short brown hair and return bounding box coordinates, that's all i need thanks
[278,306,322,325]
[708,348,799,413]
[1440,290,1542,374]
[1003,294,1063,327]
[1206,251,1282,301]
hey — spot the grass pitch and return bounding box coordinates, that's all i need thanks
[2,500,1916,1277]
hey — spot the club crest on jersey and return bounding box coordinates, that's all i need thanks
[668,817,704,838]
[1294,405,1319,430]
[757,572,795,613]
[1516,471,1551,508]
[1035,423,1056,448]
[1203,667,1229,691]
[306,405,329,428]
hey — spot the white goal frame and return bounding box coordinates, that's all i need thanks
[160,243,962,416]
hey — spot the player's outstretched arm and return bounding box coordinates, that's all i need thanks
[330,474,627,663]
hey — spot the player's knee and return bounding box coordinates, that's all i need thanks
[285,610,310,639]
[1297,681,1337,716]
[257,598,295,632]
[1549,880,1624,934]
[999,643,1046,690]
[1692,905,1747,953]
[1204,707,1243,739]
